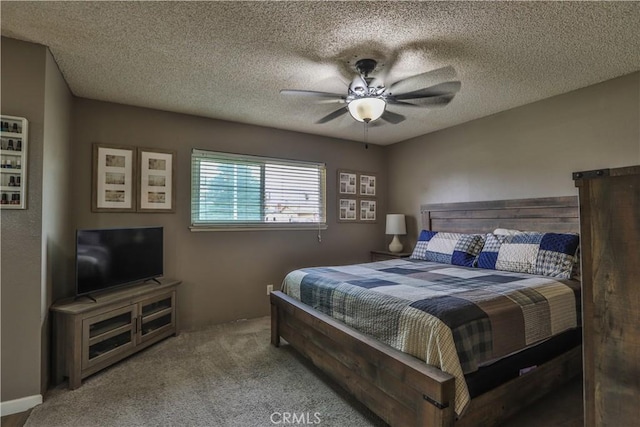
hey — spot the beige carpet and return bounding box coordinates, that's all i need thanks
[28,317,385,427]
[27,316,581,427]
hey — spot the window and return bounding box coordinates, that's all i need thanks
[191,149,326,230]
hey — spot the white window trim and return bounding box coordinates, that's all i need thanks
[189,223,329,232]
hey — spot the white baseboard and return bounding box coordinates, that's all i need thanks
[0,394,42,416]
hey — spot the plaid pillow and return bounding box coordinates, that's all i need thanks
[410,230,437,260]
[410,231,485,267]
[477,232,579,278]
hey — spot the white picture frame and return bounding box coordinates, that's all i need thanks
[338,198,357,221]
[338,170,357,195]
[92,143,136,212]
[359,199,377,221]
[359,174,376,196]
[137,148,175,213]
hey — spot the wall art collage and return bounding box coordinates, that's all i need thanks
[92,143,175,213]
[337,169,377,223]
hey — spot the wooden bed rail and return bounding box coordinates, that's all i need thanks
[272,289,582,427]
[271,291,456,427]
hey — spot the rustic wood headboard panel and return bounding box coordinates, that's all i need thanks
[420,196,579,234]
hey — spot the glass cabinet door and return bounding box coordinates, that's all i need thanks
[138,291,175,344]
[82,305,136,369]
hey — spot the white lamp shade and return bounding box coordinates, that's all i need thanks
[385,214,406,235]
[348,97,386,122]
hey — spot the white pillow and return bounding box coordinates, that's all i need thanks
[493,228,523,236]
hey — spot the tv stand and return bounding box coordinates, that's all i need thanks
[74,294,97,303]
[145,277,161,285]
[52,278,181,389]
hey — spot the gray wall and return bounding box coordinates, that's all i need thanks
[41,49,74,393]
[1,37,73,404]
[1,38,46,402]
[71,99,388,329]
[388,72,640,243]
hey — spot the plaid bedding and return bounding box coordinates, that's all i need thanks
[281,258,581,415]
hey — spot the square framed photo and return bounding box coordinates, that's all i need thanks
[137,148,176,213]
[338,198,357,222]
[359,173,377,197]
[92,143,136,212]
[337,169,378,224]
[338,170,357,195]
[359,199,377,222]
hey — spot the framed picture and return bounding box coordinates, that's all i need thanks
[360,199,377,222]
[92,143,136,212]
[359,173,377,196]
[337,169,378,223]
[137,148,176,213]
[338,198,357,222]
[338,170,357,195]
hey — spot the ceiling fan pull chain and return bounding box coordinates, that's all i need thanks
[364,122,369,150]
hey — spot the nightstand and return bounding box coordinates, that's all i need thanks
[370,250,412,262]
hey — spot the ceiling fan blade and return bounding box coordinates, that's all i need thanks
[386,66,457,95]
[386,99,423,107]
[389,94,455,108]
[392,81,462,99]
[366,119,385,128]
[280,89,345,101]
[392,81,461,100]
[380,110,405,124]
[315,107,348,124]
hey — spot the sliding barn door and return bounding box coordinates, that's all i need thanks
[575,166,640,426]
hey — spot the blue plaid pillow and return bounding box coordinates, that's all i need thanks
[410,230,437,260]
[410,231,485,267]
[477,232,579,278]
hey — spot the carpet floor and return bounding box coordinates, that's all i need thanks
[26,316,581,427]
[28,317,384,427]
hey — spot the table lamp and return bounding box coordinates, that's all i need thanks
[386,214,406,253]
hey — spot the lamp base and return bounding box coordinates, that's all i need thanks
[388,235,403,253]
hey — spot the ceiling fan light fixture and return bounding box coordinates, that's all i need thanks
[348,97,386,123]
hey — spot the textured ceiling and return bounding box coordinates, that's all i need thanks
[2,1,639,145]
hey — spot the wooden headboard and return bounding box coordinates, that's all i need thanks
[420,196,579,234]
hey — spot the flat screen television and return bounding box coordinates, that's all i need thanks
[75,226,163,296]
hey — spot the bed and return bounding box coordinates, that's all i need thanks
[270,196,582,426]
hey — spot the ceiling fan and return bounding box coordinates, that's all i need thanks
[280,58,461,125]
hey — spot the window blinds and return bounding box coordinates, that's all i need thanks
[191,149,326,230]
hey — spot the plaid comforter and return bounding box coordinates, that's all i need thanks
[281,258,581,415]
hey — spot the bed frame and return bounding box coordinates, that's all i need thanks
[270,196,582,426]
